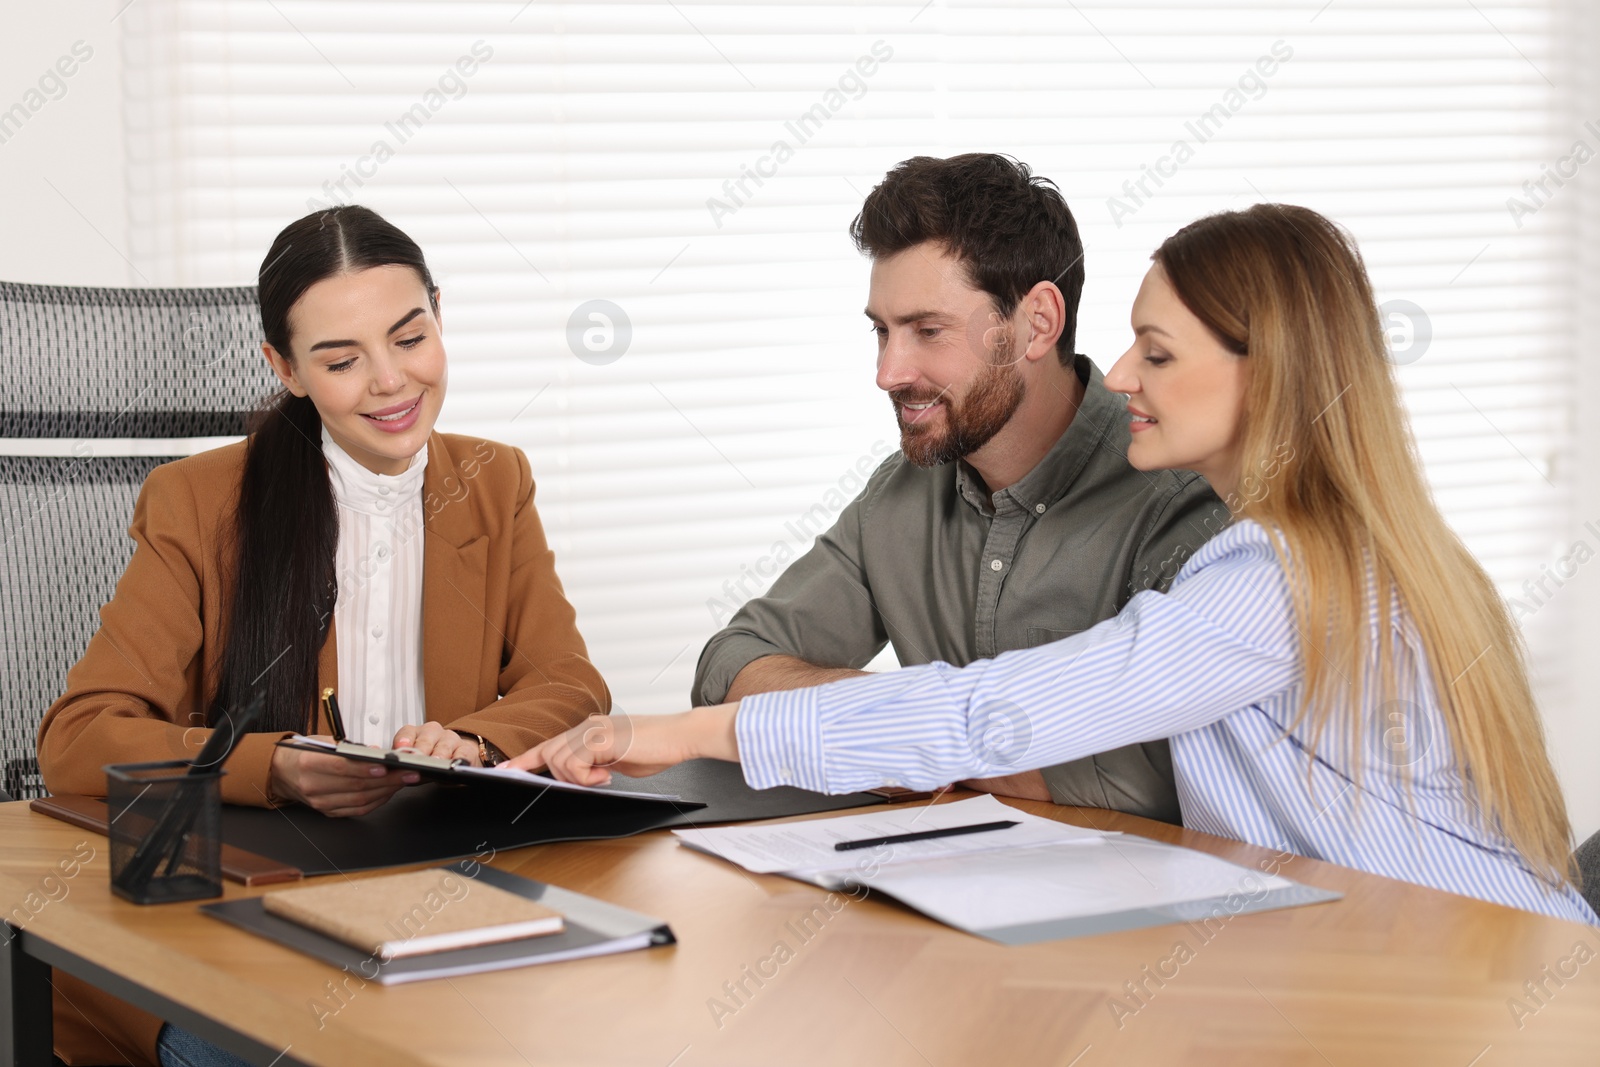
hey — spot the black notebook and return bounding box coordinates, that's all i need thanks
[218,778,698,876]
[604,757,893,826]
[204,861,674,985]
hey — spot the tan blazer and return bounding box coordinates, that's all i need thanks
[39,431,610,1065]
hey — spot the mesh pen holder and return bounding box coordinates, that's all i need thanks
[105,760,224,905]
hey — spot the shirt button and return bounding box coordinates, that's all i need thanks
[379,486,390,496]
[777,767,794,782]
[990,559,1004,572]
[368,714,380,725]
[375,546,389,559]
[372,626,385,639]
[883,778,900,788]
[376,500,388,511]
[1035,503,1046,514]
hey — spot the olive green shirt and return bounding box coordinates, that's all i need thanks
[692,355,1229,823]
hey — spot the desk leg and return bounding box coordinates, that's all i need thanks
[0,924,51,1067]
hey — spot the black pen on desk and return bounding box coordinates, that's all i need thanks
[832,819,1020,852]
[322,687,347,744]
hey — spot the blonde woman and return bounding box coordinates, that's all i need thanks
[517,204,1595,924]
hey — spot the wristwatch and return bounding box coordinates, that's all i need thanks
[463,733,504,767]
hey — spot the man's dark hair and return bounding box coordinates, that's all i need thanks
[849,153,1085,363]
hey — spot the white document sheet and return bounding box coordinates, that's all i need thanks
[673,793,1336,943]
[673,794,1107,874]
[848,836,1296,931]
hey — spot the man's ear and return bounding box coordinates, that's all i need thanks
[1019,280,1067,365]
[262,342,308,397]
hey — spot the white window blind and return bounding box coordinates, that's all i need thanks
[120,1,1577,733]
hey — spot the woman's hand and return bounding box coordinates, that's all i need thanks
[392,721,480,766]
[504,706,740,786]
[269,737,417,818]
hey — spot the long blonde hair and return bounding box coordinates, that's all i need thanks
[1154,204,1573,884]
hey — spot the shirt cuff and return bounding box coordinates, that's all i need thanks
[735,687,830,792]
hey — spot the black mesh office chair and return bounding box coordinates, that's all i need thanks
[0,282,273,800]
[1575,830,1600,917]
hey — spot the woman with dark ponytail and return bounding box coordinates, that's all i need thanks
[39,206,609,1067]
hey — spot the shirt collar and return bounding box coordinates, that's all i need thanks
[321,425,429,517]
[953,353,1123,516]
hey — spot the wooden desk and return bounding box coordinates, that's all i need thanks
[3,795,1597,1066]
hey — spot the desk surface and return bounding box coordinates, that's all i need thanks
[5,795,1598,1066]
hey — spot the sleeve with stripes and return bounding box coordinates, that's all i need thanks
[735,524,1305,794]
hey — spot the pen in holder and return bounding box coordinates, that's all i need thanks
[106,690,264,905]
[105,760,224,904]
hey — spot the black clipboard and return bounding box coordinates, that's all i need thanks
[275,736,685,805]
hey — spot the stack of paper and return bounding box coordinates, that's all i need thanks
[676,795,1340,945]
[675,793,1106,872]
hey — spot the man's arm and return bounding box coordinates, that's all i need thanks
[724,654,868,702]
[959,769,1052,800]
[692,457,899,706]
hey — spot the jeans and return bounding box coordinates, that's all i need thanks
[155,1023,256,1067]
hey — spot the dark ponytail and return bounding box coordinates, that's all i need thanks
[210,205,438,732]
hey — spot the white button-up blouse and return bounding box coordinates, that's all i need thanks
[322,427,428,747]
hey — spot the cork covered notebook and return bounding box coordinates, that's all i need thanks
[262,867,564,959]
[207,862,673,984]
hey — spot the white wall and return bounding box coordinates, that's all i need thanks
[1561,2,1600,845]
[0,2,128,286]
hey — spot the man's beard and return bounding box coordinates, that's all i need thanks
[892,353,1026,469]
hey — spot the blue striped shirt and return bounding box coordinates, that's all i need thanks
[735,520,1596,924]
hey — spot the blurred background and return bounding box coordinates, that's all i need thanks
[6,0,1599,836]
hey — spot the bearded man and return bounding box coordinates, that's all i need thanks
[691,153,1226,820]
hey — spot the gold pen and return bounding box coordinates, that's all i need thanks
[321,687,348,744]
